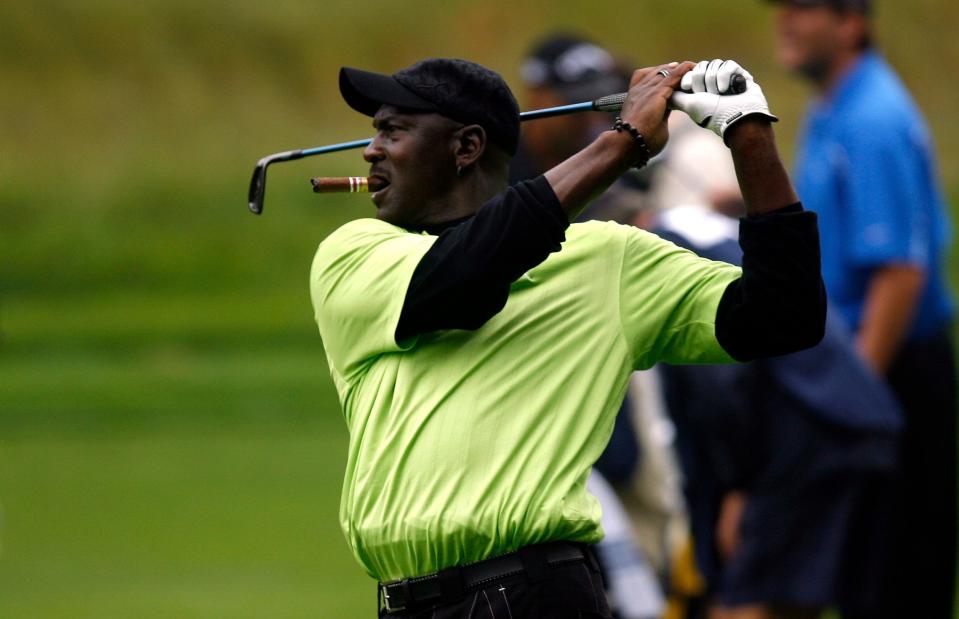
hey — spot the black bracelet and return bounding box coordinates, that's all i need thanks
[612,117,652,169]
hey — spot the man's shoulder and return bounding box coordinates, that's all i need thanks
[317,218,419,259]
[567,219,685,254]
[840,54,920,129]
[312,218,433,283]
[567,219,642,243]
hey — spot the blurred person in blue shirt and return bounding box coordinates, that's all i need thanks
[771,0,957,616]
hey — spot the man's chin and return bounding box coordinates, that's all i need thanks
[371,183,391,207]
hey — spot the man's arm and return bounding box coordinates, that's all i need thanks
[711,121,826,361]
[857,264,925,373]
[670,61,826,361]
[726,121,798,215]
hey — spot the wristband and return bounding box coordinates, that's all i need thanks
[612,117,652,169]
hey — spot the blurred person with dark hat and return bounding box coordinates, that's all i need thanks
[510,33,654,225]
[771,0,956,616]
[512,33,629,177]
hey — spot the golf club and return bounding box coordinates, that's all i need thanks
[247,75,746,214]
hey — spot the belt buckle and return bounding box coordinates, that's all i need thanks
[381,579,410,613]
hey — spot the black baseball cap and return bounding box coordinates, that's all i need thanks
[519,33,629,103]
[339,58,521,155]
[767,0,871,14]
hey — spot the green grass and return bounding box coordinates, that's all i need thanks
[0,431,370,619]
[0,289,377,617]
[0,317,374,617]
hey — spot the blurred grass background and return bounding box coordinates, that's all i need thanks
[1,0,956,616]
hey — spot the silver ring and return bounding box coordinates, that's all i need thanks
[657,69,670,78]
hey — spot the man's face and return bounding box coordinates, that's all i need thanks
[364,106,460,228]
[775,4,846,81]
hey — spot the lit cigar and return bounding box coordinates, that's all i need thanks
[310,176,388,194]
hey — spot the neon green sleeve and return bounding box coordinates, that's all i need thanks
[310,219,436,384]
[617,227,741,369]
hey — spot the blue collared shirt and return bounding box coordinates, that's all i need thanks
[795,50,954,340]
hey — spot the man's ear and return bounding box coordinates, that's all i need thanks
[452,124,487,170]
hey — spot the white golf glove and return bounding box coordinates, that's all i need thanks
[670,59,778,142]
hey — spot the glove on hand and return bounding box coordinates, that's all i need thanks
[670,59,778,142]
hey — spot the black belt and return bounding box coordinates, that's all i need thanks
[378,541,592,614]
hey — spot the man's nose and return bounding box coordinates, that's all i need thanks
[364,138,385,163]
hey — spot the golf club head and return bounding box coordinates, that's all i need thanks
[248,159,269,215]
[247,150,305,215]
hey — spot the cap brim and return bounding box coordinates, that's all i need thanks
[339,67,439,117]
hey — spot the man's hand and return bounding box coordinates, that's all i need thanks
[671,59,778,142]
[544,61,697,218]
[668,61,796,217]
[617,61,697,157]
[716,491,747,561]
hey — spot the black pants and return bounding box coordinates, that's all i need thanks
[847,330,958,619]
[377,556,612,619]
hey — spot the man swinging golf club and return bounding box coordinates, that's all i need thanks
[310,56,825,618]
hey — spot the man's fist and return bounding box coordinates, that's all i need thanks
[670,59,778,142]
